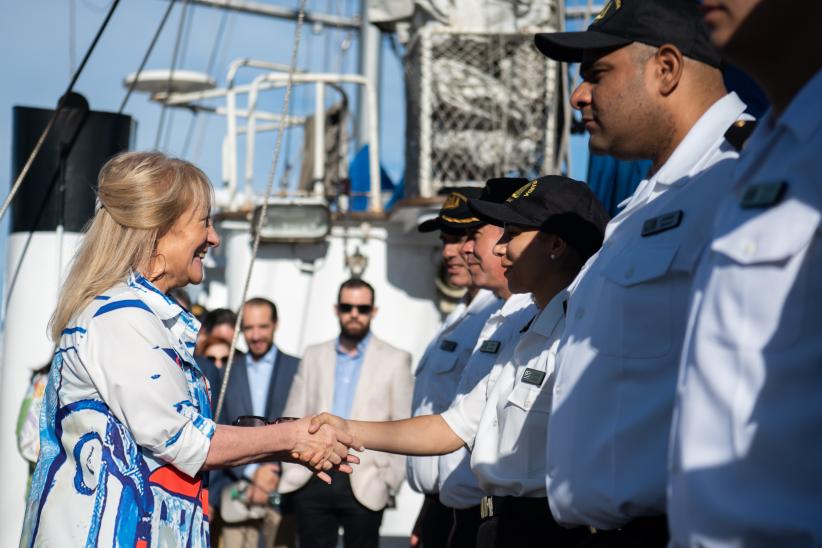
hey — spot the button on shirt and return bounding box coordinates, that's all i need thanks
[332,333,371,419]
[442,291,566,497]
[438,292,537,508]
[407,289,501,494]
[546,93,749,530]
[669,69,822,547]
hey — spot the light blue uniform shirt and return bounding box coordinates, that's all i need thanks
[332,333,371,419]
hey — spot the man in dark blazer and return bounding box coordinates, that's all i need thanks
[208,297,300,548]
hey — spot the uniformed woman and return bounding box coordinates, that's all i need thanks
[308,175,609,547]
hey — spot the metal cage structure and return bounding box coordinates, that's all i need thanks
[405,26,565,198]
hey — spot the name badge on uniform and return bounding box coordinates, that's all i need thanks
[641,210,683,237]
[521,368,546,387]
[440,340,458,352]
[479,340,501,354]
[740,181,787,209]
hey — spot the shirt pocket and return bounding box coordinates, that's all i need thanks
[709,199,820,351]
[598,244,683,359]
[504,379,552,475]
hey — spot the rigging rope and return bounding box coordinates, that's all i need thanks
[181,8,232,159]
[154,0,192,149]
[0,0,122,225]
[119,0,178,114]
[215,0,309,422]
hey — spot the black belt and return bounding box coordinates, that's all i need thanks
[479,495,548,519]
[586,515,668,544]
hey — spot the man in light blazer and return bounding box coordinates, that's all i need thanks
[208,297,300,548]
[279,278,414,548]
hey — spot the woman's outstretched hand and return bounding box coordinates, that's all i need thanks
[286,416,362,484]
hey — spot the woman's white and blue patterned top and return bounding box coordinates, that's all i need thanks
[21,272,216,547]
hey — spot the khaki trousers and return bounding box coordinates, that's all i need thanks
[218,509,296,548]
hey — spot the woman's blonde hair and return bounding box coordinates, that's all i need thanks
[49,151,213,341]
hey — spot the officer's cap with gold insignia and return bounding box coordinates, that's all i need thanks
[535,0,721,68]
[418,187,485,234]
[468,175,610,261]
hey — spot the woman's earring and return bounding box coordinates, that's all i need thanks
[549,254,556,260]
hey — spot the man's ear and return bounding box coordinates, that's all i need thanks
[655,44,684,96]
[370,306,379,319]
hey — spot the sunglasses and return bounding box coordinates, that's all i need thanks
[206,355,228,366]
[337,303,373,315]
[232,415,299,427]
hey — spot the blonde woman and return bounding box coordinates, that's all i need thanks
[20,152,357,548]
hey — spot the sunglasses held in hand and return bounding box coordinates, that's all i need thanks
[232,415,299,427]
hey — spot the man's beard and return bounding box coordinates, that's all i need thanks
[340,319,370,342]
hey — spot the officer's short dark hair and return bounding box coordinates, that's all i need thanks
[337,278,375,305]
[243,297,278,323]
[203,307,237,333]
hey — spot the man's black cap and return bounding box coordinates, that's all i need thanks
[468,175,610,260]
[534,0,721,68]
[477,177,529,205]
[418,187,484,234]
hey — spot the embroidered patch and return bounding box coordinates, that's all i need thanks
[521,368,546,387]
[479,340,501,354]
[641,210,683,237]
[740,182,787,209]
[440,340,458,352]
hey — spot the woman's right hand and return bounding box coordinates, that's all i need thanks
[286,417,361,483]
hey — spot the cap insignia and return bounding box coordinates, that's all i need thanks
[443,192,467,210]
[594,0,621,22]
[506,180,539,202]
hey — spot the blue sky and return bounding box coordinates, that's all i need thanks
[0,0,589,300]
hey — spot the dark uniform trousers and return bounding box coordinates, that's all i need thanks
[576,516,668,548]
[476,497,587,548]
[419,495,454,548]
[448,505,482,548]
[288,471,383,548]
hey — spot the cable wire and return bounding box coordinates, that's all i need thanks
[0,0,122,225]
[154,0,192,149]
[215,0,309,422]
[119,0,178,114]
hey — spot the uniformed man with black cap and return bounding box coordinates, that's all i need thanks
[410,187,501,548]
[306,175,609,548]
[533,0,754,544]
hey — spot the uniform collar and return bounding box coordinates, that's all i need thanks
[653,92,747,187]
[770,67,822,142]
[530,289,568,337]
[499,292,534,317]
[465,288,499,316]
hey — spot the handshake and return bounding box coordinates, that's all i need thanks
[283,413,361,484]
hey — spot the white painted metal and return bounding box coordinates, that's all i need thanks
[356,1,381,150]
[313,82,326,193]
[123,69,217,94]
[0,231,83,548]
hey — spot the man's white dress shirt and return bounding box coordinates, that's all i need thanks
[546,93,749,529]
[442,290,565,497]
[407,289,501,494]
[438,293,537,508]
[668,69,822,547]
